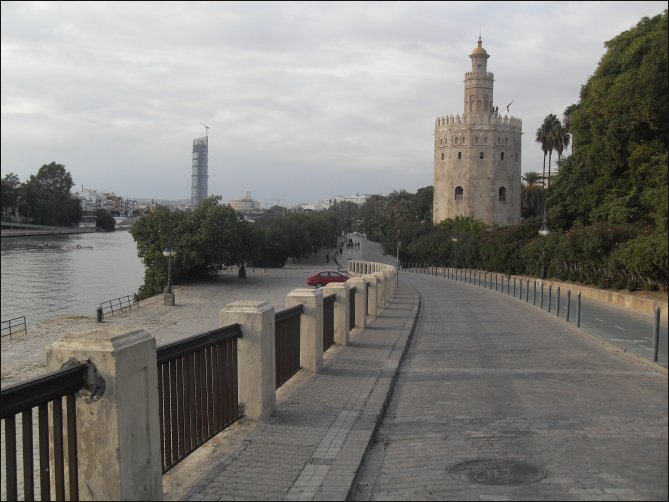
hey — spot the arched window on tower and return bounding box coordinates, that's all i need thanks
[501,152,505,160]
[458,152,462,159]
[498,187,507,202]
[441,153,445,160]
[455,186,464,200]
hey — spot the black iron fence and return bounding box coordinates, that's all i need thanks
[1,363,88,501]
[98,294,138,319]
[156,324,242,473]
[274,305,303,389]
[323,294,335,352]
[1,316,27,339]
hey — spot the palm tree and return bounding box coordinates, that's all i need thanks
[553,122,571,174]
[541,114,560,188]
[563,104,576,153]
[521,171,544,219]
[535,125,549,187]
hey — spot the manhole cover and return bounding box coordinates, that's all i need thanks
[449,459,545,486]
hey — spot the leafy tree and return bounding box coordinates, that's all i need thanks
[548,11,668,231]
[130,196,252,299]
[20,162,81,226]
[95,209,116,231]
[1,173,22,218]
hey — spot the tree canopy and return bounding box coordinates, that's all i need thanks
[547,11,668,232]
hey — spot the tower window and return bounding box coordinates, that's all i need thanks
[458,152,462,160]
[474,136,479,144]
[455,186,464,200]
[501,152,505,160]
[479,152,484,159]
[461,136,466,144]
[499,187,507,202]
[441,153,445,160]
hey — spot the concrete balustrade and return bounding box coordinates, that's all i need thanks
[363,274,379,320]
[286,288,324,373]
[323,282,351,346]
[46,329,163,501]
[33,259,397,500]
[347,277,367,330]
[221,301,276,421]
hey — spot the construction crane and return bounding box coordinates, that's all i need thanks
[200,122,210,137]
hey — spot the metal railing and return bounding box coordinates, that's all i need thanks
[323,294,335,352]
[275,305,303,389]
[1,363,88,501]
[98,294,138,319]
[1,316,27,339]
[156,324,242,473]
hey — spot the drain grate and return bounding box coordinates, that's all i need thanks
[449,459,545,486]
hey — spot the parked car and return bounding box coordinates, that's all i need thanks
[306,270,350,287]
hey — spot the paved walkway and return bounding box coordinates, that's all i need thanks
[351,272,668,501]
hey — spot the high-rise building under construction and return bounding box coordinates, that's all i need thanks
[190,135,208,208]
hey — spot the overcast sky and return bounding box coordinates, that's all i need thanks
[1,1,666,207]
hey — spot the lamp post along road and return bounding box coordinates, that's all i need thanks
[163,246,176,306]
[539,208,550,279]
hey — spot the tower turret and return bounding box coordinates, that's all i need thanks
[464,37,494,117]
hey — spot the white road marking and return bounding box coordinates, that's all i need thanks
[595,317,604,322]
[613,325,626,331]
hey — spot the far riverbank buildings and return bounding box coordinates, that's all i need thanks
[432,38,522,226]
[191,135,208,207]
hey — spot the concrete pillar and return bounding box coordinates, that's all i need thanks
[46,329,162,501]
[374,271,387,310]
[347,277,367,329]
[323,282,350,346]
[286,288,323,374]
[383,270,393,301]
[221,301,275,420]
[363,274,378,320]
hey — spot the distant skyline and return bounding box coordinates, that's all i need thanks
[2,1,666,207]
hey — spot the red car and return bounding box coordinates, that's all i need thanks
[306,270,350,287]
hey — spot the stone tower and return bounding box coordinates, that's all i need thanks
[432,38,521,226]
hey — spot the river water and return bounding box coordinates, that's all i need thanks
[1,231,145,326]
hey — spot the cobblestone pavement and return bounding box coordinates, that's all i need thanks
[351,272,668,501]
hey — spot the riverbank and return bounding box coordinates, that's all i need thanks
[0,255,338,387]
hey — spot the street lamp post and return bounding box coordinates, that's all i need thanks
[163,246,176,306]
[538,208,550,279]
[451,236,458,280]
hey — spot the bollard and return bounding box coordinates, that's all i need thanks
[518,278,521,299]
[548,285,552,312]
[540,283,544,309]
[577,292,581,327]
[556,286,561,316]
[495,275,498,291]
[526,279,529,302]
[513,277,516,298]
[96,306,103,323]
[507,276,510,295]
[652,307,660,362]
[566,290,571,321]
